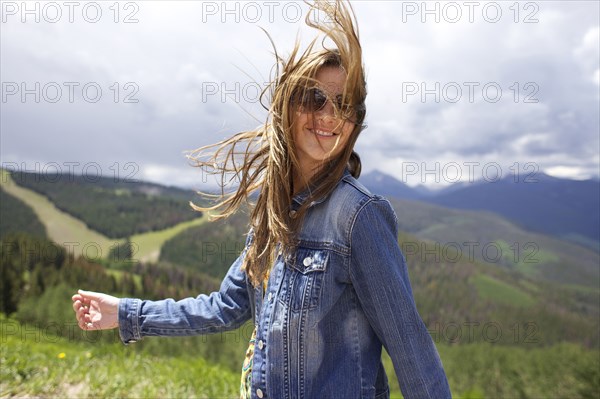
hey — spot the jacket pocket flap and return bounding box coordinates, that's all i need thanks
[291,248,328,274]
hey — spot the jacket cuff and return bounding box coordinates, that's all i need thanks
[118,298,142,344]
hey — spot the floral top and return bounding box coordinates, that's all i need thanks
[240,274,269,399]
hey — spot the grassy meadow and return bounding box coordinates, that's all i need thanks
[2,315,598,398]
[1,169,598,398]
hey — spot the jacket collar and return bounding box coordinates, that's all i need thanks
[291,168,352,208]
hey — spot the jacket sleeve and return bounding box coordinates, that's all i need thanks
[348,198,452,398]
[118,240,252,344]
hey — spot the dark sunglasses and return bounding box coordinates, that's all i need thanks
[294,87,365,123]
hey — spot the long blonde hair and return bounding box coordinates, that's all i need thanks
[188,0,367,286]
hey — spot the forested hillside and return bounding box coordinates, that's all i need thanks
[9,171,202,238]
[426,173,600,247]
[0,187,47,239]
[1,172,598,398]
[159,210,249,278]
[359,170,600,251]
[0,232,252,370]
[161,208,599,348]
[390,198,600,288]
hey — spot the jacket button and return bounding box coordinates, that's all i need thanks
[303,257,312,266]
[289,210,297,218]
[258,339,264,350]
[267,292,273,302]
[256,388,264,398]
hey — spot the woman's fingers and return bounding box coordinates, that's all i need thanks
[79,318,92,331]
[72,289,119,331]
[72,292,93,330]
[77,289,104,303]
[72,299,89,317]
[76,311,94,330]
[76,306,87,320]
[73,302,89,326]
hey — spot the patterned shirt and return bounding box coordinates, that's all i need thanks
[240,272,270,399]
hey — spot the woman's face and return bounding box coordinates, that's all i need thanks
[292,66,356,180]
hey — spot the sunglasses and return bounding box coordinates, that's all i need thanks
[294,87,365,123]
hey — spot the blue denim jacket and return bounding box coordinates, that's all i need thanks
[118,170,452,398]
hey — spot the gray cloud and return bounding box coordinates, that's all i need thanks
[1,1,598,188]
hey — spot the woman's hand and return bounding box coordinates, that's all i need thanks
[72,289,120,331]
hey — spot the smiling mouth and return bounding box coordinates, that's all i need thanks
[309,128,338,138]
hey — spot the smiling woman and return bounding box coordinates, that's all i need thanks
[292,65,358,191]
[71,1,451,398]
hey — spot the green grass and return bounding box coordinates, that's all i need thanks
[2,316,598,399]
[471,273,536,308]
[383,342,599,399]
[417,223,447,236]
[0,318,239,398]
[494,239,560,276]
[129,215,208,263]
[0,170,118,257]
[105,269,142,291]
[518,278,540,294]
[1,169,208,264]
[562,283,600,295]
[443,215,471,226]
[439,342,599,399]
[389,198,599,289]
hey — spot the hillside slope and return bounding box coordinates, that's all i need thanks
[425,174,599,249]
[8,170,202,238]
[390,198,600,288]
[0,170,116,257]
[0,186,47,239]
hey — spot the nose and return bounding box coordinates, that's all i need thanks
[315,99,338,124]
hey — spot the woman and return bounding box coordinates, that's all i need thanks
[72,1,451,397]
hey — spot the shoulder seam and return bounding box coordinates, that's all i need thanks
[347,196,396,250]
[341,175,376,198]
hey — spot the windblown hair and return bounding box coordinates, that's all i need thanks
[188,0,367,287]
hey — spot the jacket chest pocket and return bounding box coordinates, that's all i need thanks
[280,247,329,312]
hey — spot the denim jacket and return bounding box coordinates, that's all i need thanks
[118,170,452,399]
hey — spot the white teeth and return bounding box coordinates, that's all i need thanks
[313,129,335,137]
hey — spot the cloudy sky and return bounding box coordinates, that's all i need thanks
[2,0,599,190]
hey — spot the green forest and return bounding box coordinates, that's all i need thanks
[1,170,598,398]
[8,171,202,238]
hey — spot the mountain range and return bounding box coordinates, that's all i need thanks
[360,170,600,251]
[2,170,599,398]
[1,168,598,351]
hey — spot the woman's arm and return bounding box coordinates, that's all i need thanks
[349,198,452,398]
[73,245,252,345]
[117,251,251,343]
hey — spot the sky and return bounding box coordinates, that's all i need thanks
[2,0,599,190]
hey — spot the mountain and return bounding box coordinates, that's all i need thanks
[359,169,599,251]
[160,210,249,279]
[0,186,47,240]
[158,195,599,348]
[1,169,598,351]
[423,173,600,251]
[389,197,599,289]
[1,169,598,399]
[359,170,423,199]
[6,170,203,239]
